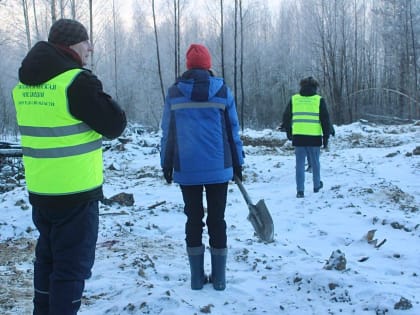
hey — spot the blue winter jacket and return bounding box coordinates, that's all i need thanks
[160,69,244,185]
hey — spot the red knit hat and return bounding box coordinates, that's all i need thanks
[186,44,212,70]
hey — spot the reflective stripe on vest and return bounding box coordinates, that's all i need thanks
[291,94,322,136]
[12,69,103,195]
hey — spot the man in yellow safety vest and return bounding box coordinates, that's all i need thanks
[281,77,333,198]
[12,19,126,315]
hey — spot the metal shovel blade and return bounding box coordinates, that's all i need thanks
[235,176,274,243]
[247,199,274,243]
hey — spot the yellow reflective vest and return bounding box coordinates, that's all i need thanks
[12,69,103,195]
[291,94,322,136]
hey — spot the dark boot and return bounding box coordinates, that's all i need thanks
[210,247,227,291]
[314,181,323,193]
[296,191,304,198]
[187,245,206,290]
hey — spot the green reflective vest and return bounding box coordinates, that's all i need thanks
[12,69,103,195]
[291,94,322,136]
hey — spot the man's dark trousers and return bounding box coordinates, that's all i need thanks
[32,200,99,315]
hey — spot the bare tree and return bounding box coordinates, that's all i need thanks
[51,0,57,23]
[112,0,119,101]
[59,0,64,18]
[239,0,245,130]
[3,0,420,132]
[32,0,40,40]
[377,0,419,119]
[71,0,76,19]
[152,0,165,103]
[309,0,352,124]
[89,0,94,70]
[220,0,225,78]
[407,0,419,118]
[233,0,238,110]
[21,0,31,50]
[173,0,180,78]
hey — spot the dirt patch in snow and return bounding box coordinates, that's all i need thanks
[0,238,35,314]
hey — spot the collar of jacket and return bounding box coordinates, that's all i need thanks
[299,85,317,96]
[180,69,212,81]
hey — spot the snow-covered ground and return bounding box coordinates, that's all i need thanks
[0,121,419,315]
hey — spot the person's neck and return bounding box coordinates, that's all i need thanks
[54,44,83,67]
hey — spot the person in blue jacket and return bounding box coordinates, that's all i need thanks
[160,44,244,291]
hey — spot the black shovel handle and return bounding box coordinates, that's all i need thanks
[234,175,254,206]
[234,175,275,243]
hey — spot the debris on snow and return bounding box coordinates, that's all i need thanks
[324,250,347,271]
[394,297,413,310]
[102,192,135,206]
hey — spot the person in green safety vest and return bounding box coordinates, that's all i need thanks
[12,19,126,315]
[281,77,333,198]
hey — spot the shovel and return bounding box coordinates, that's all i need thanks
[234,175,274,243]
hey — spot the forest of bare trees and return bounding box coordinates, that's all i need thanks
[0,0,419,135]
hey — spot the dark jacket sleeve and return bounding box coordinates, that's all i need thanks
[67,71,127,139]
[282,100,292,140]
[224,87,244,168]
[160,91,175,169]
[319,98,332,142]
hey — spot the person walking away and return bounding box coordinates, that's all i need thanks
[281,76,332,198]
[12,19,126,315]
[160,44,244,291]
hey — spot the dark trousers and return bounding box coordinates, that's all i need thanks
[180,183,228,249]
[32,201,99,315]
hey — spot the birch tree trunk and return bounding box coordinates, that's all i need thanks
[176,0,180,77]
[89,0,94,70]
[173,0,181,79]
[59,0,64,18]
[32,0,40,41]
[51,0,57,23]
[239,0,244,131]
[407,0,418,118]
[220,0,225,78]
[152,0,166,103]
[233,0,238,109]
[71,0,76,19]
[21,0,31,50]
[112,0,119,101]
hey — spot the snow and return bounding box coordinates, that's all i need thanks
[0,121,419,315]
